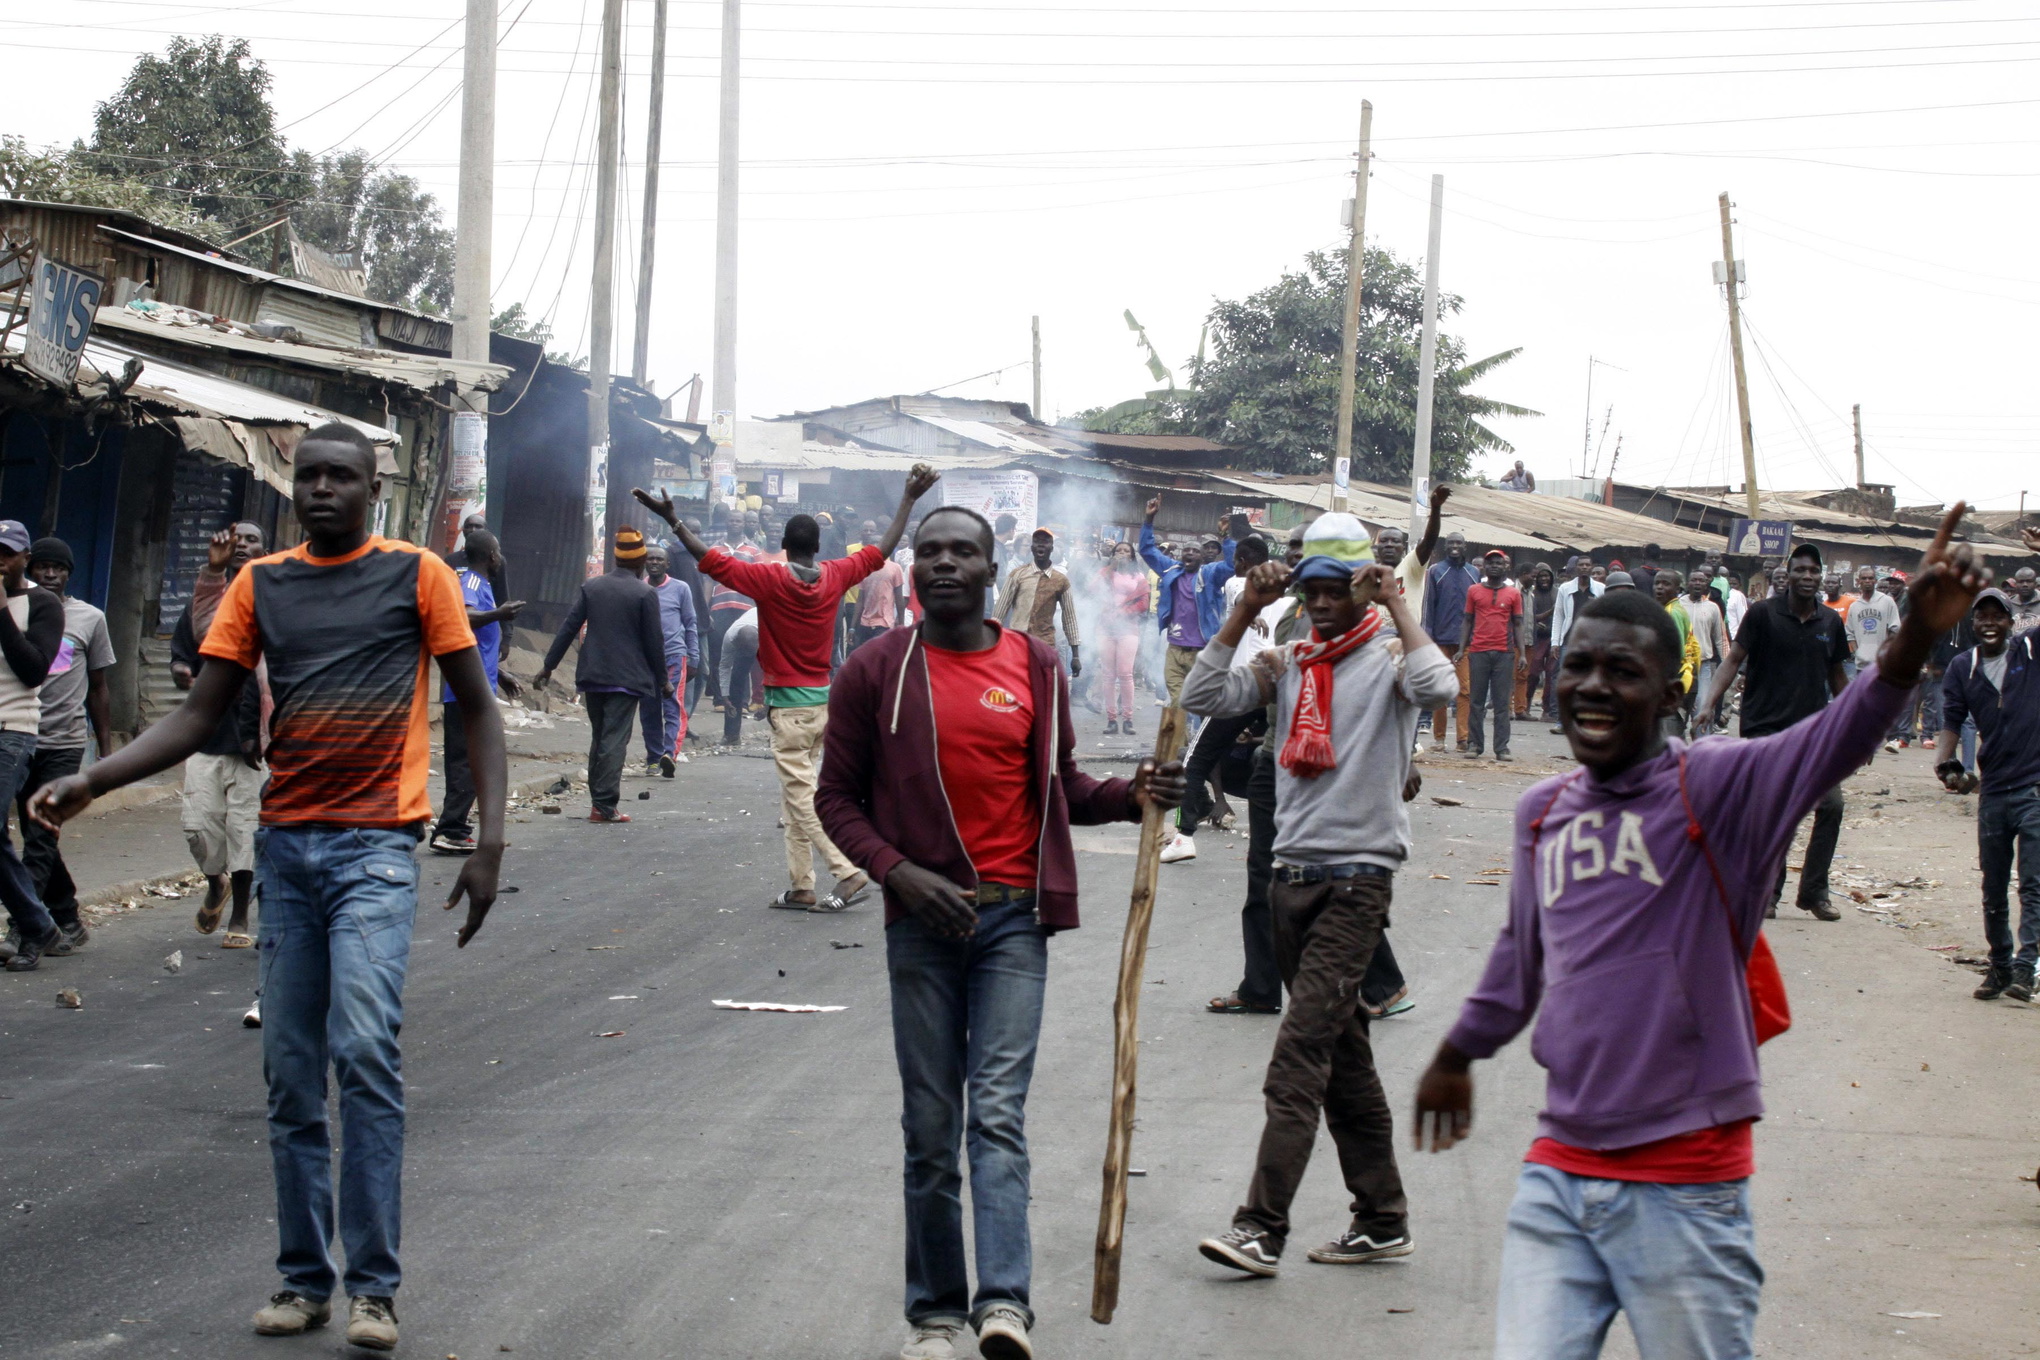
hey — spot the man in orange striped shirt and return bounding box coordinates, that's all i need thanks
[32,422,506,1354]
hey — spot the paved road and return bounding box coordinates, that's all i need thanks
[0,727,2032,1359]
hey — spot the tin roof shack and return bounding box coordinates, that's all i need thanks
[765,395,1247,537]
[0,198,509,734]
[1607,482,2028,579]
[484,333,707,632]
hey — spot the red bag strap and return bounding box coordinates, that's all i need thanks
[1677,749,1747,960]
[1527,769,1586,849]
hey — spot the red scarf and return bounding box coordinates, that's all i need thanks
[1278,609,1385,778]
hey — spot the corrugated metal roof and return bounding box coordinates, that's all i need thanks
[3,329,398,446]
[1208,473,1727,555]
[738,441,1009,474]
[97,226,445,327]
[96,302,506,393]
[904,413,1064,458]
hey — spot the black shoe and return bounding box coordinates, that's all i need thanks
[659,753,676,778]
[1104,719,1120,735]
[57,919,88,949]
[1198,1225,1281,1277]
[6,927,66,971]
[1800,894,1842,921]
[1977,966,2013,1000]
[1307,1222,1415,1264]
[2009,968,2035,1003]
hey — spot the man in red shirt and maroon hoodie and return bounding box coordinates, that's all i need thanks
[818,506,1185,1360]
[637,468,937,910]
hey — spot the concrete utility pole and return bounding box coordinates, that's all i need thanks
[1330,100,1372,515]
[1031,315,1042,418]
[632,0,670,387]
[1852,402,1865,489]
[446,0,496,548]
[1718,191,1759,521]
[709,0,741,501]
[586,0,624,574]
[1408,173,1444,543]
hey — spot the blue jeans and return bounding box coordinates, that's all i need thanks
[0,731,55,941]
[1979,785,2040,973]
[886,898,1047,1328]
[1496,1163,1762,1360]
[639,657,687,761]
[256,826,420,1299]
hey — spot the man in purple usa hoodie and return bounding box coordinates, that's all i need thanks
[1414,506,1988,1359]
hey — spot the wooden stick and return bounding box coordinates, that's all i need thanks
[1091,705,1189,1325]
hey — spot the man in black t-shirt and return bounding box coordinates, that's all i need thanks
[1697,542,1851,919]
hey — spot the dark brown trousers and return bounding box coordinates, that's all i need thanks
[1236,872,1408,1247]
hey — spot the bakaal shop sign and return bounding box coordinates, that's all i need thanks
[22,256,104,389]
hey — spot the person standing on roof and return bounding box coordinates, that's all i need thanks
[636,466,940,912]
[1137,494,1243,705]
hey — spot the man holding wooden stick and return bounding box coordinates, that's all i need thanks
[817,504,1185,1360]
[1179,513,1457,1277]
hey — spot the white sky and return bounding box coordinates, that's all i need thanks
[7,0,2039,508]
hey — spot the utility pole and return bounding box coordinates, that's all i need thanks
[1718,191,1759,521]
[1031,315,1042,419]
[1407,173,1443,543]
[1330,100,1372,515]
[709,0,741,504]
[1852,402,1865,489]
[631,0,669,387]
[586,0,624,575]
[446,0,495,548]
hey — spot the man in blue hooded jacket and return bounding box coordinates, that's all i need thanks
[1138,494,1242,704]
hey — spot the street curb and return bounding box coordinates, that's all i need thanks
[75,761,584,909]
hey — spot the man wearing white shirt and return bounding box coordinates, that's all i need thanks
[1547,554,1604,732]
[1845,568,1902,676]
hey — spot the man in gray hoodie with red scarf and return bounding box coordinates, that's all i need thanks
[817,504,1184,1360]
[1414,506,1988,1359]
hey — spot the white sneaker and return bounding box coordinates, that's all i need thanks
[901,1317,967,1360]
[242,1000,262,1029]
[1159,832,1198,864]
[976,1304,1034,1360]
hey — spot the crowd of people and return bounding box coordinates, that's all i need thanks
[4,434,2037,1360]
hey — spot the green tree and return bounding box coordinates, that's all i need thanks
[76,36,290,228]
[1184,246,1536,482]
[0,134,212,236]
[66,37,455,311]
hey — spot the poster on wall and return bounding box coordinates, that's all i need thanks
[442,411,487,549]
[941,469,1038,538]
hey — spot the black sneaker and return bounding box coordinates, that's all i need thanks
[1307,1222,1415,1264]
[2008,968,2035,1003]
[1198,1225,1281,1277]
[659,753,676,778]
[1975,966,2012,1000]
[57,919,88,950]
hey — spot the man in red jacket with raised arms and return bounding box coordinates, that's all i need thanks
[817,505,1185,1360]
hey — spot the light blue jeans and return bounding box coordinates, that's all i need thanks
[1496,1163,1762,1360]
[886,898,1047,1328]
[256,826,420,1299]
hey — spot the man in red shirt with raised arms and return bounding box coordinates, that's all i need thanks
[635,466,939,911]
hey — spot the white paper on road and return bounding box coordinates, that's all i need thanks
[712,999,847,1013]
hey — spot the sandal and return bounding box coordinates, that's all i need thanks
[194,876,227,935]
[1362,986,1413,1019]
[221,932,255,950]
[1207,992,1280,1015]
[769,891,816,911]
[810,894,849,913]
[835,872,873,905]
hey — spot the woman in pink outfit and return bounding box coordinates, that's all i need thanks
[1099,540,1150,735]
